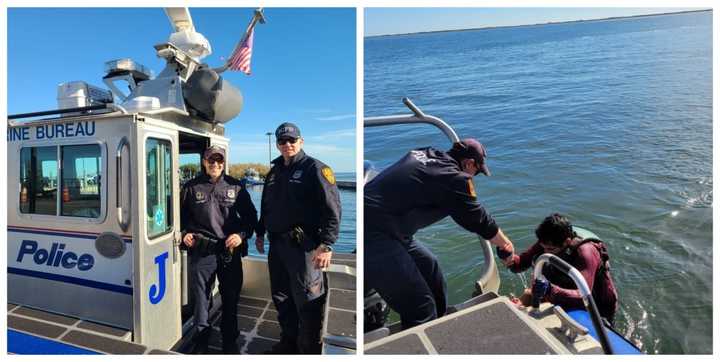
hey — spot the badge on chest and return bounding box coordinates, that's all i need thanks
[290,170,303,184]
[195,191,206,203]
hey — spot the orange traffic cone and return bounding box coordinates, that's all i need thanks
[62,185,70,202]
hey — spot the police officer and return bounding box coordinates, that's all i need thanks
[181,145,258,353]
[364,139,516,330]
[255,122,341,354]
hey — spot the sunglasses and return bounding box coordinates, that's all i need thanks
[206,157,224,164]
[277,138,299,145]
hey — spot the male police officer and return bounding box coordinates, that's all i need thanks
[181,145,258,353]
[255,122,341,354]
[364,139,516,330]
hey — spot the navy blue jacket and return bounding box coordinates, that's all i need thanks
[181,173,258,257]
[365,147,498,243]
[257,150,341,247]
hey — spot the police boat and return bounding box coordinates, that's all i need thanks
[362,98,641,355]
[7,8,356,355]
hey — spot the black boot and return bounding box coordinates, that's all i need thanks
[264,339,298,354]
[222,338,240,354]
[191,328,211,354]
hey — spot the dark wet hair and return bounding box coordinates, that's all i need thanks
[535,213,574,246]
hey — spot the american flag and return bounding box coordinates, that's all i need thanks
[227,27,254,74]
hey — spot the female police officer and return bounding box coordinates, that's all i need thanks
[181,145,258,353]
[255,122,341,354]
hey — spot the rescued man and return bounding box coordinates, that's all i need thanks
[255,122,342,354]
[505,213,619,325]
[364,138,516,330]
[181,145,258,353]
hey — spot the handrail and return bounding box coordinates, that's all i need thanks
[116,137,131,232]
[533,254,614,354]
[363,98,499,296]
[364,98,460,144]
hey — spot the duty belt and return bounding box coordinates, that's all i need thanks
[269,226,305,246]
[193,233,235,264]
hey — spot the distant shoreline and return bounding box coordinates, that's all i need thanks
[365,9,711,39]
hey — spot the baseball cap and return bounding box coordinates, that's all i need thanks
[203,145,226,160]
[460,138,490,176]
[275,122,301,139]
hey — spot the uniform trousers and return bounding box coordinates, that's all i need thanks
[365,237,447,329]
[190,248,243,350]
[268,234,326,354]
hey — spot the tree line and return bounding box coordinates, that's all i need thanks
[180,162,271,181]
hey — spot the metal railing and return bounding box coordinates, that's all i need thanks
[364,98,499,295]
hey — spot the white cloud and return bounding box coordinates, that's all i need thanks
[310,128,356,141]
[315,113,356,122]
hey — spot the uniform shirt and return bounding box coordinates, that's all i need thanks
[181,173,258,256]
[256,150,341,246]
[364,147,499,243]
[508,238,619,321]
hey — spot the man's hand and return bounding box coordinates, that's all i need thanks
[183,233,195,248]
[255,235,265,254]
[519,288,533,307]
[311,245,332,269]
[225,233,243,249]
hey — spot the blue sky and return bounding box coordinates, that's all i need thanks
[8,8,357,172]
[365,7,704,36]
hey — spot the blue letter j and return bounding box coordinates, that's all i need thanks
[148,252,169,304]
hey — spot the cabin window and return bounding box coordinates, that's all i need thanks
[19,146,58,215]
[60,144,102,217]
[146,138,173,238]
[19,144,102,218]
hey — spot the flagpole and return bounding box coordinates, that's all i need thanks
[215,8,266,74]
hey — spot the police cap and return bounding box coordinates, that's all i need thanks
[275,122,301,140]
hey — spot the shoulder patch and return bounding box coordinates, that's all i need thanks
[467,179,477,198]
[321,167,336,185]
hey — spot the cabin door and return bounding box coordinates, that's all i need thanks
[131,120,182,349]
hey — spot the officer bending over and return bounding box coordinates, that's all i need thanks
[505,213,619,324]
[256,122,341,354]
[364,139,516,330]
[181,146,258,353]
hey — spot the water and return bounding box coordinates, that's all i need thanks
[365,11,712,354]
[244,172,357,254]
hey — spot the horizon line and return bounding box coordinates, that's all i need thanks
[365,9,711,39]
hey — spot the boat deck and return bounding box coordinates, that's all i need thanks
[7,253,356,355]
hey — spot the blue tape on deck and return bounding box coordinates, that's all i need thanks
[7,330,100,355]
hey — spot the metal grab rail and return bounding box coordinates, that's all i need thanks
[533,254,614,354]
[116,137,131,232]
[365,97,460,144]
[364,98,499,295]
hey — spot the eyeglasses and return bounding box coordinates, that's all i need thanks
[207,157,224,164]
[277,138,299,145]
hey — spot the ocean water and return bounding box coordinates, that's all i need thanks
[365,11,712,354]
[245,171,357,254]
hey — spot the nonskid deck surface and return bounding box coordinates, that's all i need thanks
[7,303,173,354]
[191,295,282,354]
[364,296,561,355]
